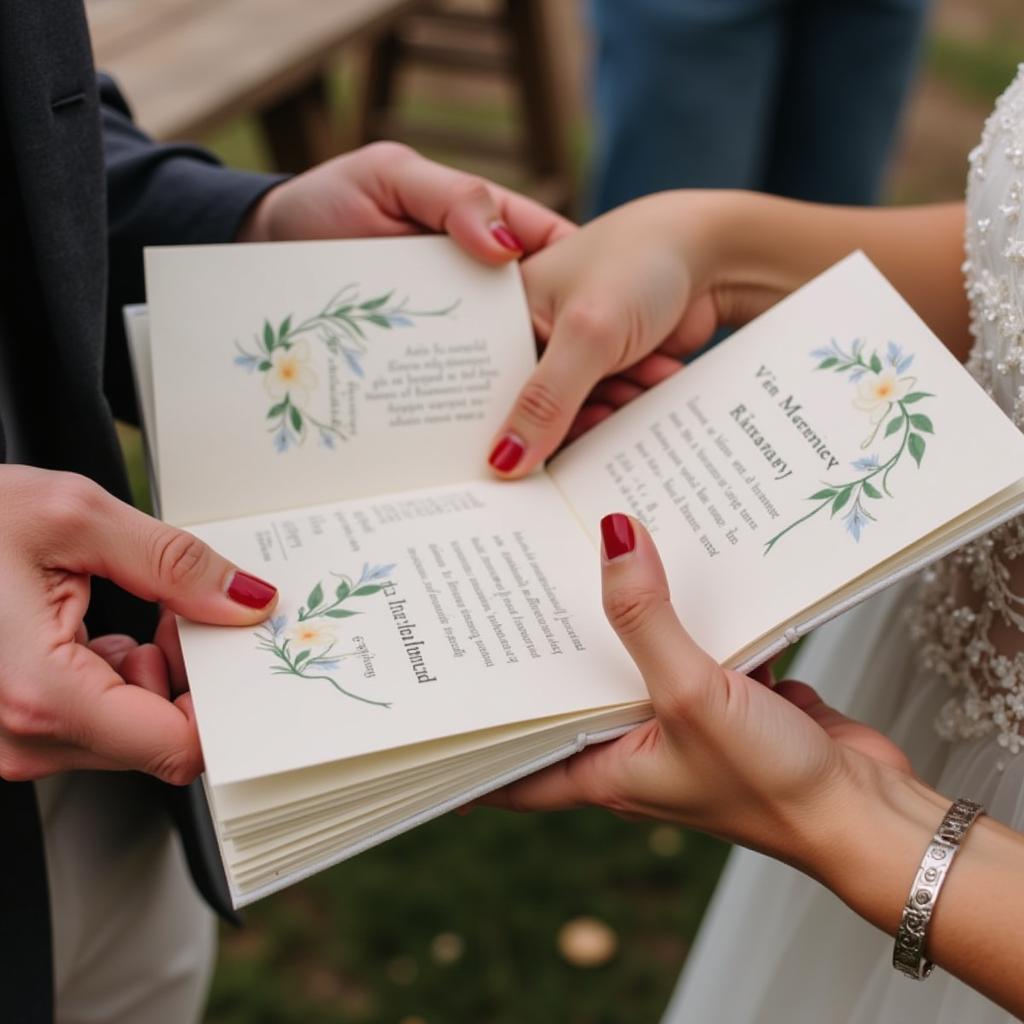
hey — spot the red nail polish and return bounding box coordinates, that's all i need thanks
[490,222,523,253]
[488,434,525,473]
[227,570,278,609]
[601,514,635,560]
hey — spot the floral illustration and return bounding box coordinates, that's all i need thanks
[234,284,459,452]
[253,562,396,707]
[764,340,935,554]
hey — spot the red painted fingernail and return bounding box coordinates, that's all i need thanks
[490,221,523,253]
[227,570,278,609]
[488,433,525,473]
[601,514,635,560]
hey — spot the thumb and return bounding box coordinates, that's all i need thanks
[487,297,618,477]
[57,477,277,625]
[599,514,723,725]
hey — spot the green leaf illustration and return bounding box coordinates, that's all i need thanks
[306,582,323,611]
[885,416,904,437]
[832,486,853,515]
[818,358,839,370]
[360,291,392,310]
[863,481,882,499]
[902,391,933,404]
[263,319,274,352]
[908,433,926,467]
[352,585,383,597]
[279,315,292,340]
[290,405,303,432]
[324,609,358,618]
[258,360,272,372]
[267,400,287,418]
[294,650,311,667]
[332,305,352,316]
[335,581,351,600]
[869,352,883,373]
[365,314,391,329]
[909,413,934,433]
[809,488,838,500]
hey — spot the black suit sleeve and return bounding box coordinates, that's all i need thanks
[100,73,285,422]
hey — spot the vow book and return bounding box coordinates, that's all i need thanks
[131,239,1024,906]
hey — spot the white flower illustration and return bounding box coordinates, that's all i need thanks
[264,339,317,402]
[852,368,913,424]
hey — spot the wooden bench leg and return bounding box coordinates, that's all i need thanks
[260,75,335,173]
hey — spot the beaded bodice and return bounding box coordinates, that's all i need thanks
[909,66,1024,757]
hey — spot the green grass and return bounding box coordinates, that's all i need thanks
[207,809,728,1024]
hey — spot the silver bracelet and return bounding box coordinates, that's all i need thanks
[892,796,985,980]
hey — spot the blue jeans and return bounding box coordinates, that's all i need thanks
[588,0,930,215]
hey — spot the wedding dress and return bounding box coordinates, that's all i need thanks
[662,66,1024,1024]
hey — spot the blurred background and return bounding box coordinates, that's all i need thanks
[87,0,1024,1021]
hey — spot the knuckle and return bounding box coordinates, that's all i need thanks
[603,585,664,639]
[363,139,415,166]
[151,529,210,590]
[515,378,564,431]
[450,174,492,208]
[39,472,105,534]
[562,300,620,355]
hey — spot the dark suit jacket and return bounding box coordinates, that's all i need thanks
[0,3,282,1020]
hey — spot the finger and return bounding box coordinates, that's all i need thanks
[482,740,619,813]
[376,149,570,264]
[62,644,202,784]
[49,475,277,626]
[566,404,613,442]
[487,300,622,476]
[618,352,684,389]
[599,515,722,723]
[119,643,172,700]
[155,607,188,696]
[87,633,137,671]
[588,377,643,410]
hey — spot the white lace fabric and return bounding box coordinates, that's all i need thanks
[909,64,1024,757]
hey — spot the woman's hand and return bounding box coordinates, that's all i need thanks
[486,192,738,476]
[0,465,279,785]
[485,513,910,874]
[236,141,574,262]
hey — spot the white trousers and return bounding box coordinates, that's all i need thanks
[37,772,216,1024]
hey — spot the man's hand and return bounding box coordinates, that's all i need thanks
[0,465,278,785]
[236,141,573,262]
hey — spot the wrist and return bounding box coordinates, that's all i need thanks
[235,185,282,243]
[813,767,948,935]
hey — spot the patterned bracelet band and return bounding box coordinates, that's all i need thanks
[892,796,985,980]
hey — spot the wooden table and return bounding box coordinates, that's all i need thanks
[86,0,420,170]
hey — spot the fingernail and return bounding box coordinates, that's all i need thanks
[601,514,635,560]
[489,433,525,473]
[490,221,523,253]
[227,570,278,609]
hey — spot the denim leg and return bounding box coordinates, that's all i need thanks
[761,0,929,204]
[587,0,787,216]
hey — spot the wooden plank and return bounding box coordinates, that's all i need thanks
[86,0,420,140]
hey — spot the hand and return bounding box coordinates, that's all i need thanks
[236,141,573,263]
[484,514,910,873]
[0,465,279,785]
[487,191,775,476]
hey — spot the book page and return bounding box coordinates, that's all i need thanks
[145,237,534,526]
[551,253,1024,663]
[180,475,645,786]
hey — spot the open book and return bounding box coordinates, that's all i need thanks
[130,239,1024,907]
